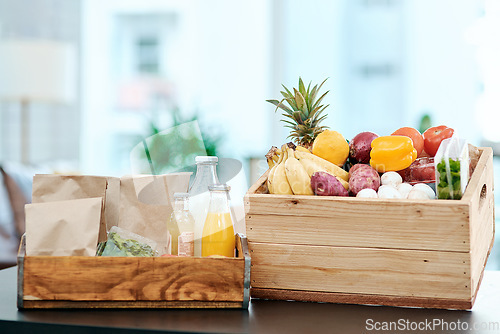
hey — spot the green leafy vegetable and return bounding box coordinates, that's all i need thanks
[436,158,462,200]
[99,232,156,257]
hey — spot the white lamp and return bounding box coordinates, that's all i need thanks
[0,39,76,164]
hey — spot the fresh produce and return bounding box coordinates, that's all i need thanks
[423,125,454,157]
[349,131,379,164]
[400,157,435,185]
[267,78,330,150]
[356,188,378,198]
[296,150,349,190]
[265,146,280,192]
[270,144,293,195]
[284,146,314,195]
[407,188,430,200]
[98,231,157,257]
[391,127,424,157]
[295,146,311,153]
[412,183,436,199]
[436,158,462,199]
[348,163,374,177]
[265,146,280,169]
[266,143,351,194]
[370,136,417,173]
[397,183,413,199]
[348,164,380,196]
[312,130,349,167]
[380,171,403,188]
[294,149,349,182]
[311,171,348,196]
[377,185,403,199]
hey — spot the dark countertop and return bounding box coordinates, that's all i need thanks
[0,266,499,334]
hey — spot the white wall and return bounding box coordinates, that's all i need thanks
[81,0,272,176]
[404,0,482,143]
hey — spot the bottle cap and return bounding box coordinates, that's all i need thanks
[173,192,190,199]
[195,156,218,164]
[208,183,231,191]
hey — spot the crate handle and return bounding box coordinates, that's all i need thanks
[478,183,487,210]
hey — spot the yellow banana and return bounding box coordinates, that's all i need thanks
[294,150,349,182]
[266,157,276,169]
[271,144,293,195]
[265,146,280,169]
[297,155,349,190]
[284,147,314,195]
[267,147,284,193]
[295,145,310,153]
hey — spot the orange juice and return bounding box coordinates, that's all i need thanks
[201,212,235,257]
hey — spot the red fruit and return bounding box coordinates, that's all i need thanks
[423,125,454,157]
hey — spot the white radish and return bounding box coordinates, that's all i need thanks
[356,188,378,198]
[380,172,403,188]
[377,185,403,199]
[412,183,435,199]
[397,183,413,199]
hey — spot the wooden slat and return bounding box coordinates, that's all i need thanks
[22,300,243,309]
[249,242,471,300]
[245,192,469,220]
[23,255,244,303]
[466,147,495,297]
[246,212,469,252]
[250,288,472,310]
[247,169,269,195]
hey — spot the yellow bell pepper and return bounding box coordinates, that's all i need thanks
[370,136,417,173]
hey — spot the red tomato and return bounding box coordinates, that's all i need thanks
[422,125,454,157]
[391,127,424,157]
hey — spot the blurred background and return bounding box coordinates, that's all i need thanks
[0,0,499,268]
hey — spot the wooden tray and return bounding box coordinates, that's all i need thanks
[17,234,250,309]
[244,148,495,310]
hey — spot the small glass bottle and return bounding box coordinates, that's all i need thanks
[201,184,235,257]
[189,156,220,256]
[168,193,195,256]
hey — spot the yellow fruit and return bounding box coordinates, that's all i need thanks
[312,130,349,167]
[295,146,311,153]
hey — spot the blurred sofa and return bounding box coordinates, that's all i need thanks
[0,162,34,269]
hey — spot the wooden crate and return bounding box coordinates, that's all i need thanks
[17,234,250,309]
[244,147,495,310]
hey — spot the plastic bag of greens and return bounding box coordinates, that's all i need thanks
[96,226,159,257]
[434,135,469,200]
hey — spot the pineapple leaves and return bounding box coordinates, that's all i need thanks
[298,78,306,97]
[312,90,329,110]
[281,84,294,99]
[269,77,330,146]
[293,88,306,111]
[266,99,293,114]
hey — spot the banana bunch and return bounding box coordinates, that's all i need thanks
[266,143,349,195]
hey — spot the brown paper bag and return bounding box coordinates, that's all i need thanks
[118,173,191,254]
[25,197,102,256]
[32,174,115,243]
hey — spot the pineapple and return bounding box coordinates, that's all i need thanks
[267,77,329,150]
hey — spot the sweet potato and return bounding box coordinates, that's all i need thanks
[311,171,348,196]
[349,164,380,196]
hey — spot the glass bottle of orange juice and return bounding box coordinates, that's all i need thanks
[201,184,235,257]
